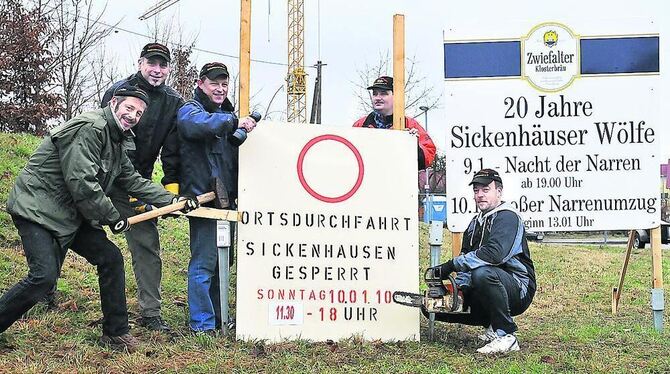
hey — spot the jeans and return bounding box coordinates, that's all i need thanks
[111,192,163,318]
[426,266,534,335]
[187,217,237,331]
[0,216,129,336]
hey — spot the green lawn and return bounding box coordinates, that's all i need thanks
[1,132,669,373]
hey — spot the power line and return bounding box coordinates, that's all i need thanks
[77,11,293,68]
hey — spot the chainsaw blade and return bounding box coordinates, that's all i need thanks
[392,291,425,308]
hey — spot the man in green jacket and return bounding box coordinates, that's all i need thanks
[0,84,197,352]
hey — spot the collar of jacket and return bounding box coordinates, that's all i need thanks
[362,111,393,128]
[193,87,235,113]
[132,72,163,93]
[104,106,134,142]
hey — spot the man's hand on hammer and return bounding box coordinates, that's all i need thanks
[173,195,199,213]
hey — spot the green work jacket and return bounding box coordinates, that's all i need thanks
[7,106,175,247]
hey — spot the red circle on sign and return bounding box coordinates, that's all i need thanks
[296,134,364,203]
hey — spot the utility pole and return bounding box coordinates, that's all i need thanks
[309,60,326,124]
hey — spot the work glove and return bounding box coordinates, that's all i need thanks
[129,197,153,213]
[173,195,199,213]
[425,260,455,281]
[109,218,131,234]
[438,260,456,278]
[164,183,179,194]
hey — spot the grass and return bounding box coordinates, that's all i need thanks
[1,132,670,372]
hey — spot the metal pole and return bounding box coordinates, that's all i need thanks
[217,220,232,334]
[651,226,664,332]
[418,105,436,339]
[428,221,443,340]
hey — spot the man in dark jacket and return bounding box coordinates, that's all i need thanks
[425,169,536,354]
[101,43,184,331]
[177,62,257,332]
[0,85,196,352]
[353,76,436,170]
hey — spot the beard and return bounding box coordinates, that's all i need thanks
[114,103,137,131]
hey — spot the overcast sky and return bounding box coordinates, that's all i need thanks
[99,0,449,149]
[99,0,669,154]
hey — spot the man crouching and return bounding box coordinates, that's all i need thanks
[425,169,536,354]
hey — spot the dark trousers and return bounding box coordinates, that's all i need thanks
[427,266,534,335]
[0,217,129,336]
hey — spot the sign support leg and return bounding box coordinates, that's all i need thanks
[427,221,443,340]
[217,220,231,334]
[612,230,635,314]
[651,226,664,332]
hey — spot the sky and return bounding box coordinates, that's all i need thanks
[98,0,669,154]
[98,0,450,150]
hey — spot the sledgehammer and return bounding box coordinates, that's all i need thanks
[127,178,231,225]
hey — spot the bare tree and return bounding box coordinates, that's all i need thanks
[352,51,442,118]
[261,85,286,121]
[42,0,119,120]
[91,48,120,107]
[144,17,199,100]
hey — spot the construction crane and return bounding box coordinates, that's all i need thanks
[286,0,307,123]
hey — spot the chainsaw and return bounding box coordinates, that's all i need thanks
[393,267,469,314]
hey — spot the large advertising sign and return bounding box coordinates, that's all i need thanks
[445,16,661,232]
[236,123,419,342]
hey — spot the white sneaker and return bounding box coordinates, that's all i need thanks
[476,333,520,354]
[477,325,497,343]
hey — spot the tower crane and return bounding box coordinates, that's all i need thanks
[286,0,307,123]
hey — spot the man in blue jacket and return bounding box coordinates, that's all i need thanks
[426,169,536,354]
[177,62,257,333]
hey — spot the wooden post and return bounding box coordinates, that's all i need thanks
[239,0,251,117]
[392,14,405,131]
[451,232,462,258]
[651,226,664,331]
[612,230,635,315]
[652,227,664,288]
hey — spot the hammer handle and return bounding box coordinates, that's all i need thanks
[127,192,216,225]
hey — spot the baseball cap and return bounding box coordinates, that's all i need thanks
[113,83,150,106]
[367,76,393,91]
[199,62,230,80]
[469,168,503,186]
[140,42,171,62]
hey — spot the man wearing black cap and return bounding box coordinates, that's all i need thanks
[353,76,436,170]
[0,84,192,352]
[425,169,536,354]
[101,42,184,332]
[177,62,257,333]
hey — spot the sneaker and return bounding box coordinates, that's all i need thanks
[99,333,140,353]
[139,316,171,332]
[477,325,498,343]
[476,333,520,354]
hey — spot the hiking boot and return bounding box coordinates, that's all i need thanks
[139,316,171,332]
[476,333,520,354]
[477,325,498,343]
[99,333,140,353]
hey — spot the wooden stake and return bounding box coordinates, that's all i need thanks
[451,232,462,258]
[239,0,251,117]
[392,14,405,131]
[612,230,635,315]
